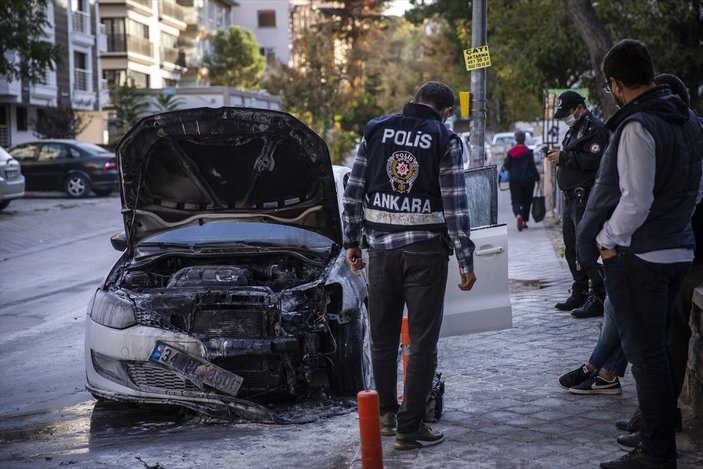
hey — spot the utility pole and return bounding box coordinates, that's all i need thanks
[469,0,487,167]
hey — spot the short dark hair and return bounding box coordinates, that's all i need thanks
[602,39,655,88]
[654,73,690,106]
[414,81,455,111]
[514,130,525,144]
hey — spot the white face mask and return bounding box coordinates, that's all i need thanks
[563,109,580,127]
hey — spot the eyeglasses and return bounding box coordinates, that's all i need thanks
[602,79,612,94]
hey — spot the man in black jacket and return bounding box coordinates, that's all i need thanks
[577,39,701,469]
[546,91,610,318]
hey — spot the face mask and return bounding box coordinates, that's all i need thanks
[564,111,578,128]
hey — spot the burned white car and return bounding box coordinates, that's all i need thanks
[84,108,370,421]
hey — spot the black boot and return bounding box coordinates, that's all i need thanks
[571,295,604,318]
[555,291,588,311]
[615,407,642,432]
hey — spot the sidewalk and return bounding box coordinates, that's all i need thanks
[349,193,703,468]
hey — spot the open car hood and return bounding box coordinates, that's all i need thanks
[115,107,342,250]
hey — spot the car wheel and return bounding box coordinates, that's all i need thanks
[92,187,114,197]
[65,174,91,198]
[0,200,10,210]
[328,303,373,396]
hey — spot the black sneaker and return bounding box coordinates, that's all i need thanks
[617,431,640,452]
[569,374,621,395]
[571,295,604,318]
[555,291,588,311]
[600,445,676,469]
[615,407,642,432]
[558,364,593,390]
[380,412,396,436]
[394,423,445,450]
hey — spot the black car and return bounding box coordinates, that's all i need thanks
[8,140,118,197]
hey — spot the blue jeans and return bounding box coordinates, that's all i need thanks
[603,251,689,460]
[588,296,627,376]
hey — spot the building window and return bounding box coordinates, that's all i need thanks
[16,107,27,131]
[257,10,276,28]
[259,47,276,65]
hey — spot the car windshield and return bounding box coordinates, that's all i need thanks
[494,136,514,146]
[74,142,112,154]
[134,221,335,256]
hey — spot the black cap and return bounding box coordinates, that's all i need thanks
[553,91,586,119]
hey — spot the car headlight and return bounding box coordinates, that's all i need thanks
[88,288,137,329]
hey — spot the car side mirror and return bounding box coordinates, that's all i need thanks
[111,232,127,251]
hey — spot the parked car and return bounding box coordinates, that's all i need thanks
[8,139,118,198]
[84,107,510,420]
[488,131,536,167]
[0,146,25,210]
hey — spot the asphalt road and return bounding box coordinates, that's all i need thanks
[0,193,361,468]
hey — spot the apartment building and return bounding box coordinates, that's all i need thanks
[177,0,237,87]
[0,0,105,148]
[98,0,187,92]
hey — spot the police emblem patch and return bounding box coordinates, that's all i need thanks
[387,151,419,193]
[590,143,601,153]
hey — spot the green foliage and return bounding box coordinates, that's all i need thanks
[31,105,89,139]
[112,84,149,140]
[0,0,63,84]
[152,93,186,113]
[205,26,265,89]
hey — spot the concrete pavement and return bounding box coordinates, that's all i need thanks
[349,190,703,468]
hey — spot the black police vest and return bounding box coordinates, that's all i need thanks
[363,103,455,234]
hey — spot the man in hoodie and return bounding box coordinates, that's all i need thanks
[576,39,701,469]
[502,130,540,231]
[546,91,610,318]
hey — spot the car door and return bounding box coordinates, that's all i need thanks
[440,165,511,337]
[36,142,71,190]
[8,143,40,190]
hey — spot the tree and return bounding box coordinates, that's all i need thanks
[205,26,265,89]
[152,93,186,113]
[111,84,149,140]
[0,0,62,84]
[31,105,89,139]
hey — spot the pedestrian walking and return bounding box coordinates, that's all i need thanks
[547,90,609,318]
[502,130,540,232]
[577,39,702,469]
[342,81,476,451]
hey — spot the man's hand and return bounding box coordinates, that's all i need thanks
[546,150,560,166]
[599,248,617,261]
[458,272,476,291]
[345,247,365,275]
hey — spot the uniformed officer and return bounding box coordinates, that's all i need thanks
[342,81,476,451]
[546,90,610,318]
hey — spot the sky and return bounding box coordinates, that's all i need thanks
[385,0,413,16]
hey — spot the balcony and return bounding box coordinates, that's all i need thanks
[74,68,92,92]
[159,0,187,29]
[105,33,154,58]
[72,10,90,34]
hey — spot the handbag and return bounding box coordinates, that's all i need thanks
[531,180,546,222]
[498,167,510,191]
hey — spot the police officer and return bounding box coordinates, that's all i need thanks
[546,90,609,318]
[342,81,476,451]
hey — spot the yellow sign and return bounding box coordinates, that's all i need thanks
[459,91,470,118]
[463,45,491,71]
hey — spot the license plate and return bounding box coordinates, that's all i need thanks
[5,170,18,179]
[149,341,243,396]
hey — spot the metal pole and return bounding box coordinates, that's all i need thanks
[469,0,487,167]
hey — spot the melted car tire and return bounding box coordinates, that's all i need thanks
[65,173,91,198]
[328,304,371,396]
